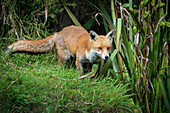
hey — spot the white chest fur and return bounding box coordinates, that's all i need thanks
[85,49,100,63]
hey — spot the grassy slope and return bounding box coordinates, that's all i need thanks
[0,49,137,112]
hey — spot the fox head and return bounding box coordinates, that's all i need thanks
[89,30,115,60]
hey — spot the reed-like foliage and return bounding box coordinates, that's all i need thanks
[84,0,169,112]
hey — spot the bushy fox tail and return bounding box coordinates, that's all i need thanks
[6,34,56,54]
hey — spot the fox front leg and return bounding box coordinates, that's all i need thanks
[75,56,85,75]
[76,60,85,75]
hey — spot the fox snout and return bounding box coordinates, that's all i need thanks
[101,54,110,60]
[105,55,109,60]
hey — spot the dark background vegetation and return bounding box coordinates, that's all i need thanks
[1,0,106,38]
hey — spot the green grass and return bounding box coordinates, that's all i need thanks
[0,50,137,112]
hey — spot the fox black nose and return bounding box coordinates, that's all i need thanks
[105,56,109,60]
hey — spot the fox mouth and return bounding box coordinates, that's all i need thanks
[101,54,110,60]
[102,56,109,60]
[97,53,109,60]
[94,50,110,60]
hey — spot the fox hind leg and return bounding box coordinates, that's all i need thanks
[56,45,71,65]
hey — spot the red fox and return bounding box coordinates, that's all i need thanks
[6,25,114,74]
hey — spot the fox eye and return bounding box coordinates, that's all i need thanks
[98,47,102,50]
[107,47,111,50]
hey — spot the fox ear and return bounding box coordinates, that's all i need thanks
[89,30,98,41]
[106,29,115,40]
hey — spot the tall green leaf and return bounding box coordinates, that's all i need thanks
[61,1,81,26]
[83,18,95,30]
[129,0,133,43]
[98,0,114,29]
[116,18,122,52]
[111,0,116,27]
